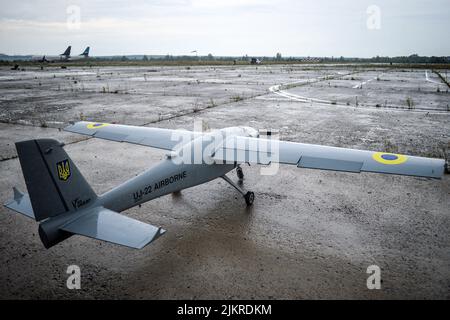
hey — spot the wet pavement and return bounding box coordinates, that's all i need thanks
[0,64,449,299]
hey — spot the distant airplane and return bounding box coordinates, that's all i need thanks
[32,46,71,62]
[250,57,262,65]
[31,46,90,62]
[69,47,90,61]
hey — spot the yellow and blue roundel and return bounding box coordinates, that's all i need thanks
[86,122,109,129]
[372,152,408,165]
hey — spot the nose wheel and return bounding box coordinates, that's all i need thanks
[244,191,254,206]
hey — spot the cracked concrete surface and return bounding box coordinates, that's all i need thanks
[0,64,449,299]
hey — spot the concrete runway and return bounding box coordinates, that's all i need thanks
[0,64,449,299]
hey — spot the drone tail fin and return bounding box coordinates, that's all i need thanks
[10,139,97,222]
[4,139,165,249]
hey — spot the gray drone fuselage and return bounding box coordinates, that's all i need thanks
[4,122,445,250]
[100,160,235,213]
[98,129,241,213]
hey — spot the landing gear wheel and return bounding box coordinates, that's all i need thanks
[237,167,244,180]
[244,191,254,206]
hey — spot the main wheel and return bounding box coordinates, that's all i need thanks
[237,167,244,180]
[244,191,255,206]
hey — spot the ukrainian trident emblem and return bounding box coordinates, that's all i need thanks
[57,159,71,181]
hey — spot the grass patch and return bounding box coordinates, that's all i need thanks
[231,95,244,102]
[406,97,415,109]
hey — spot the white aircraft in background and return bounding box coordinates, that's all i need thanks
[31,46,90,62]
[32,46,71,62]
[69,47,90,61]
[250,57,262,64]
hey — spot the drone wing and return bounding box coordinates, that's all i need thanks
[65,121,200,151]
[212,136,445,179]
[61,206,165,249]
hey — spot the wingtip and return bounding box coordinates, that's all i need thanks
[63,121,77,131]
[152,227,166,242]
[136,227,166,249]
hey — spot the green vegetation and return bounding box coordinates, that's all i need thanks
[208,98,217,108]
[231,95,244,102]
[1,52,449,69]
[1,60,449,70]
[406,97,415,109]
[383,139,398,154]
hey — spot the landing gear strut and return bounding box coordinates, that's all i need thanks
[236,165,244,181]
[221,174,254,206]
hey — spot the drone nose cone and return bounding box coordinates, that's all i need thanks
[242,127,259,138]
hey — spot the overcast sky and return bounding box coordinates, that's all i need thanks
[0,0,449,57]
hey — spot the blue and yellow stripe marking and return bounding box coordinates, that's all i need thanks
[372,152,408,165]
[86,122,109,129]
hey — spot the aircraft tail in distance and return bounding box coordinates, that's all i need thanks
[61,46,71,57]
[80,46,90,57]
